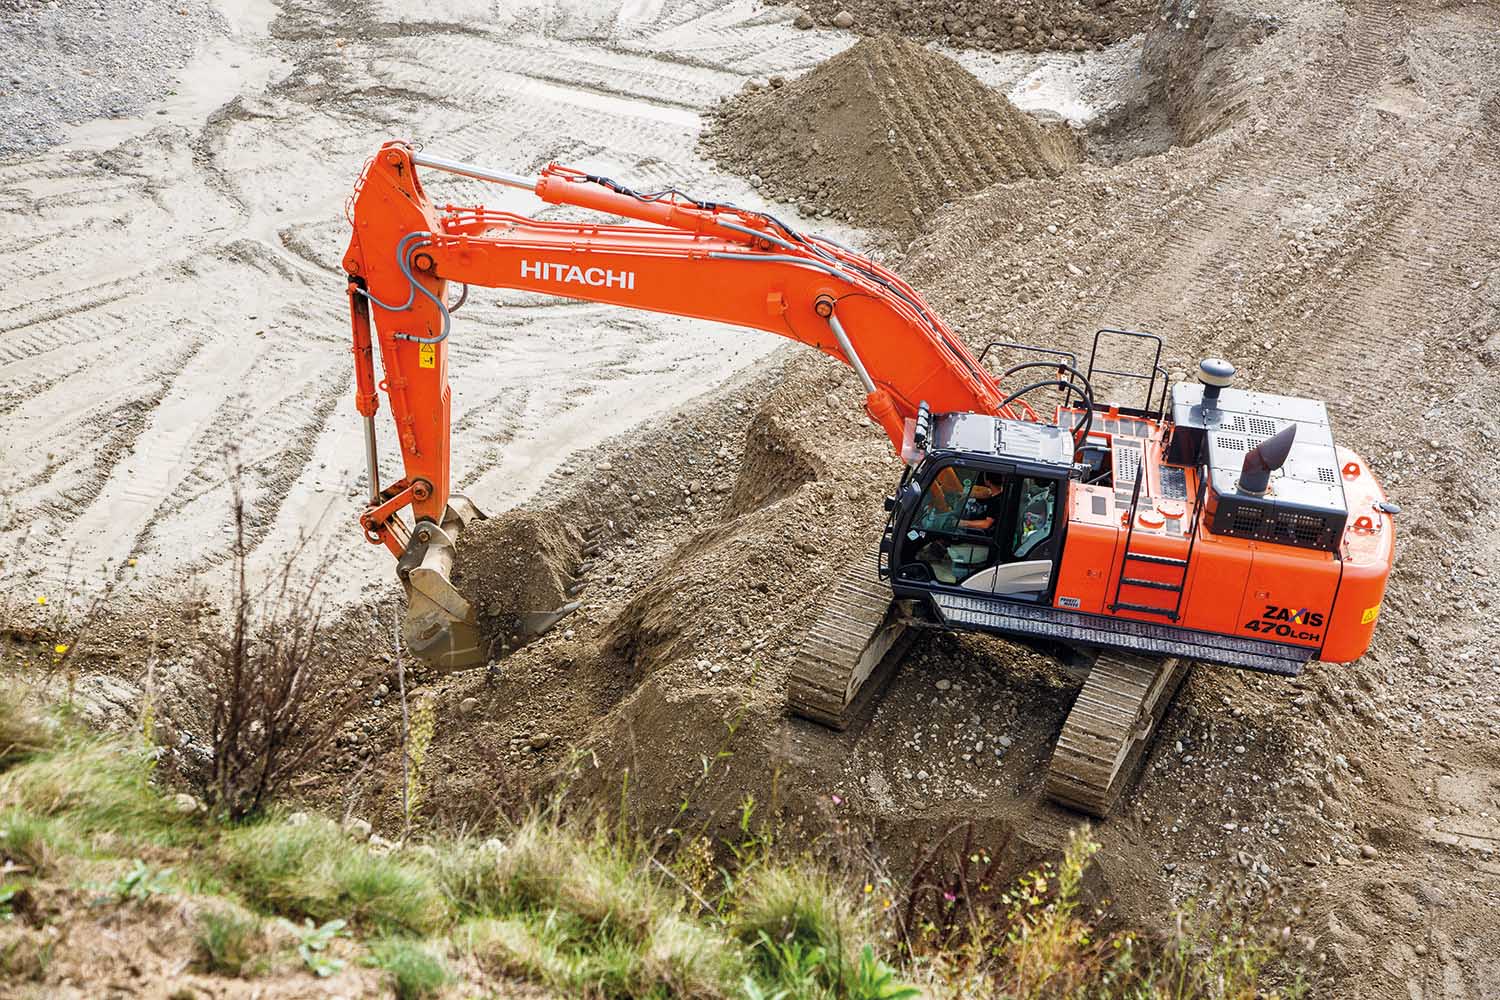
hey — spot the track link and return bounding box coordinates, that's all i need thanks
[787,559,912,730]
[1044,652,1192,817]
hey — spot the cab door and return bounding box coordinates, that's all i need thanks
[944,472,1066,603]
[893,464,1066,603]
[893,461,1002,588]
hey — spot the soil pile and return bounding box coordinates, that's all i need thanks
[454,511,591,656]
[776,0,1155,53]
[703,35,1078,234]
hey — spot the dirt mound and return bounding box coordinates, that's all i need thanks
[775,0,1155,54]
[703,35,1078,234]
[454,510,592,657]
[726,410,828,517]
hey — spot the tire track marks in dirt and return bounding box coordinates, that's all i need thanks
[0,0,865,606]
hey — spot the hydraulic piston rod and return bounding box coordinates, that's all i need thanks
[410,152,535,191]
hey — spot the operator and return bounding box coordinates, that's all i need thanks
[958,474,1002,531]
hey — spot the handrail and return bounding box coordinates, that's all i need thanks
[1088,328,1166,419]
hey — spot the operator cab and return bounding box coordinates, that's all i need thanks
[886,413,1077,604]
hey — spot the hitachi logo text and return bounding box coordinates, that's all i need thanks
[520,260,635,290]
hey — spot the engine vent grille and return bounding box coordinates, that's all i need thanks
[1249,417,1279,437]
[1213,498,1344,551]
[1160,465,1189,500]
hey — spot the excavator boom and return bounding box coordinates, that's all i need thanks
[343,142,1017,665]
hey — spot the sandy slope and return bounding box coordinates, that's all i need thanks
[0,0,853,611]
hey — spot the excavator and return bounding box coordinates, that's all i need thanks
[343,142,1397,816]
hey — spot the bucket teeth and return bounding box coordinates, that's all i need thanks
[519,601,582,637]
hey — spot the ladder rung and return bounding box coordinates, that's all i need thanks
[1121,576,1183,592]
[1110,601,1180,620]
[1123,552,1187,567]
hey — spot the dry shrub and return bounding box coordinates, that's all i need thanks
[200,476,377,820]
[897,821,1008,955]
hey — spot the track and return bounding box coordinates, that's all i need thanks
[786,558,913,730]
[1045,652,1192,817]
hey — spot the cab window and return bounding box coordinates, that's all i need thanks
[1012,477,1058,558]
[914,466,1001,534]
[914,465,970,532]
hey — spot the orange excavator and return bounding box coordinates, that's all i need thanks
[343,142,1397,815]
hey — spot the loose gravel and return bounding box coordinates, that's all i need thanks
[0,0,222,154]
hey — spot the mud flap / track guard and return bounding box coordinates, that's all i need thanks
[399,495,486,671]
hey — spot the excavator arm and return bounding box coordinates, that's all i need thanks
[342,141,1011,666]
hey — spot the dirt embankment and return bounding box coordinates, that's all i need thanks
[704,35,1078,236]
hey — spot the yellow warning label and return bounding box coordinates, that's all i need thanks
[418,343,435,369]
[1360,605,1380,625]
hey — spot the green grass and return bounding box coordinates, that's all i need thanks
[368,938,451,999]
[0,809,75,875]
[1,739,193,847]
[0,704,1306,999]
[0,691,52,772]
[218,817,447,935]
[194,904,267,977]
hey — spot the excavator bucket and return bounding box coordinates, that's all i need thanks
[397,496,487,671]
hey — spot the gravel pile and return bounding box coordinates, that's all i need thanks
[777,0,1157,53]
[0,0,221,154]
[703,35,1078,236]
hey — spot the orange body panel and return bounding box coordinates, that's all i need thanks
[1053,417,1394,662]
[1321,447,1395,661]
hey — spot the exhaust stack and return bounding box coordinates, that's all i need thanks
[1239,424,1297,496]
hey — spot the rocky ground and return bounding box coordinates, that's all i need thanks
[0,0,224,153]
[2,0,1499,998]
[774,0,1159,53]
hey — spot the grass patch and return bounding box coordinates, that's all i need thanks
[0,809,77,875]
[0,692,53,772]
[734,864,874,996]
[0,740,192,848]
[0,731,1307,998]
[219,817,446,936]
[195,904,268,977]
[451,821,746,998]
[369,937,450,1000]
